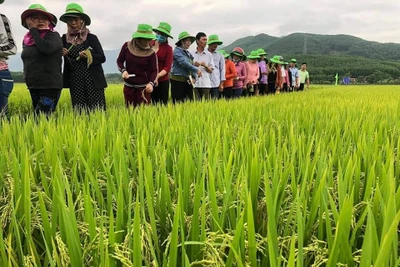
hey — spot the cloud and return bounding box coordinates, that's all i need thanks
[2,0,400,52]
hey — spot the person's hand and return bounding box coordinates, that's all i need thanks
[235,76,240,81]
[26,18,36,29]
[194,61,200,67]
[122,71,129,79]
[218,84,224,92]
[79,51,87,58]
[62,48,69,56]
[154,78,159,87]
[145,83,153,93]
[197,70,202,77]
[200,61,206,67]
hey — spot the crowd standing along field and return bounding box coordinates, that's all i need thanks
[0,84,399,266]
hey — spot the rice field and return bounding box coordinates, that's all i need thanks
[0,84,399,266]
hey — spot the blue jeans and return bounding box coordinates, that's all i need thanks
[210,87,219,99]
[0,70,14,118]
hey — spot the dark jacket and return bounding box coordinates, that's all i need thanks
[62,33,107,89]
[21,28,63,90]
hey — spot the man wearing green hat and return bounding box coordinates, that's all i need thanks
[289,58,299,91]
[0,0,17,118]
[208,34,225,99]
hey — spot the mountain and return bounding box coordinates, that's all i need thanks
[223,33,400,61]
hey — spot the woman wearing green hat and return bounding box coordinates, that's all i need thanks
[267,56,283,95]
[117,24,158,107]
[151,22,173,105]
[0,0,17,118]
[60,3,108,111]
[257,48,268,95]
[21,4,63,116]
[245,51,260,97]
[170,31,202,104]
[230,47,247,98]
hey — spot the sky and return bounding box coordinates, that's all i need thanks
[2,0,400,50]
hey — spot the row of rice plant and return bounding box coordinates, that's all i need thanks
[0,85,399,266]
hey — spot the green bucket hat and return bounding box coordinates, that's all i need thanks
[60,3,91,26]
[290,58,297,63]
[270,55,284,64]
[21,4,57,29]
[208,34,223,45]
[218,50,230,58]
[131,24,156,40]
[175,31,195,46]
[153,22,173,39]
[257,48,267,56]
[247,50,261,59]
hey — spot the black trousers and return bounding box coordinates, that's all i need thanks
[259,83,267,95]
[298,83,305,91]
[29,88,62,116]
[152,80,170,105]
[170,79,193,104]
[267,82,276,94]
[223,87,233,99]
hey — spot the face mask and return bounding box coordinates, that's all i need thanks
[233,58,240,63]
[156,34,167,43]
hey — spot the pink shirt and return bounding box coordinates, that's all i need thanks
[233,61,247,89]
[246,61,260,85]
[284,69,290,84]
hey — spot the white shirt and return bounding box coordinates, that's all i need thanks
[191,48,214,88]
[209,50,225,88]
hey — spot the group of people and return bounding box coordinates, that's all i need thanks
[0,1,311,118]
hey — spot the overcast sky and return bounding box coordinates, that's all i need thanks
[2,0,400,50]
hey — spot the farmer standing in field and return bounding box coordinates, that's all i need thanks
[219,50,237,99]
[21,4,63,116]
[207,34,225,99]
[0,0,17,119]
[289,58,300,92]
[267,56,283,94]
[170,31,201,104]
[245,51,261,97]
[60,3,108,112]
[230,47,247,98]
[257,48,268,95]
[192,32,214,101]
[151,22,173,105]
[117,24,158,107]
[299,62,310,91]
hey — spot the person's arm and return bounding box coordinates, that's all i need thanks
[241,63,247,88]
[295,70,300,87]
[220,56,226,82]
[202,54,213,74]
[174,48,198,74]
[0,15,17,57]
[256,65,260,83]
[30,29,62,54]
[306,72,310,88]
[88,34,106,65]
[116,42,127,73]
[157,46,173,80]
[225,62,237,80]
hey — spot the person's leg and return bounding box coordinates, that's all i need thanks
[224,87,233,99]
[194,88,201,101]
[233,88,243,98]
[254,84,259,96]
[210,87,219,99]
[0,70,14,119]
[267,83,276,95]
[123,85,135,107]
[259,84,266,95]
[31,89,62,116]
[88,88,106,111]
[203,88,211,100]
[159,80,170,105]
[185,83,194,102]
[151,83,161,105]
[170,79,183,104]
[298,83,305,91]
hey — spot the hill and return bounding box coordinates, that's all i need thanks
[223,33,400,61]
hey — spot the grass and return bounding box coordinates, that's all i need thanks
[0,84,399,266]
